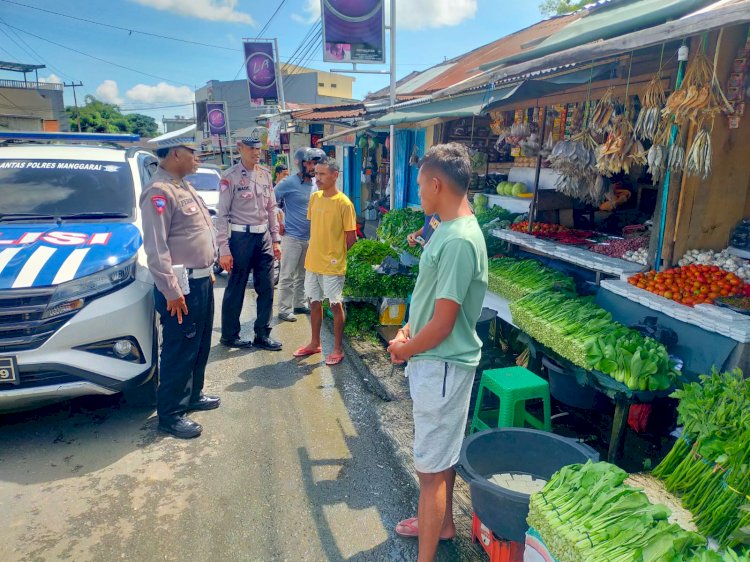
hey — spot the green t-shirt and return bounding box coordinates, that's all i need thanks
[409,214,488,368]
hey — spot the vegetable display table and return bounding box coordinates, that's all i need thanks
[482,291,516,328]
[518,333,674,463]
[491,229,645,282]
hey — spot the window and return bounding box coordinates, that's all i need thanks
[331,84,337,88]
[318,82,324,87]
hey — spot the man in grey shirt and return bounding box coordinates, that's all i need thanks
[275,147,325,322]
[140,125,220,439]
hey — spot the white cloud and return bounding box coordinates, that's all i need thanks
[129,0,254,24]
[39,73,62,84]
[293,0,319,23]
[95,80,124,105]
[398,0,478,30]
[295,0,477,30]
[126,82,194,104]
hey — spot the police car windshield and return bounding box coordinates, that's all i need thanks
[186,171,220,191]
[0,159,135,219]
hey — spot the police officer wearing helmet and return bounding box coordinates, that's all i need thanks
[140,124,221,439]
[274,147,326,322]
[217,127,283,350]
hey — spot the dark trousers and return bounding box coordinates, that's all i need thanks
[221,231,274,340]
[154,277,214,421]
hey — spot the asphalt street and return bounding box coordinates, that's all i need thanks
[0,278,483,561]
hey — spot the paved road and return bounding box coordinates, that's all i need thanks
[0,279,482,561]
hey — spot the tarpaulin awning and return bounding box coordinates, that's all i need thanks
[373,90,496,126]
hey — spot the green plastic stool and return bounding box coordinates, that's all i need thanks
[470,366,551,433]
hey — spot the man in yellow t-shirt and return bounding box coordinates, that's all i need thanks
[293,158,357,366]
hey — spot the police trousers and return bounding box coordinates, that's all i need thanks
[221,230,274,340]
[154,277,214,421]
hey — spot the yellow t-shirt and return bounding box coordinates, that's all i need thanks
[305,190,357,275]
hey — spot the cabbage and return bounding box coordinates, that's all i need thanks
[512,182,527,196]
[474,194,488,209]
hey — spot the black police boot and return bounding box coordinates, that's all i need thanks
[294,306,311,315]
[254,332,282,351]
[220,337,253,349]
[158,415,202,439]
[188,394,221,411]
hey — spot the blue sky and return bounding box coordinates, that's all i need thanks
[0,0,544,129]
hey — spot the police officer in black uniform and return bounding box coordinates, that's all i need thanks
[140,125,220,439]
[216,128,282,350]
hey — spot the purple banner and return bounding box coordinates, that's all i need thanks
[322,0,384,64]
[243,41,279,105]
[206,102,227,136]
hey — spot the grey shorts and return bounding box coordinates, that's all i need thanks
[407,359,476,474]
[304,271,345,304]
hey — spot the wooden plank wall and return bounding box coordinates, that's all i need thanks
[670,25,750,261]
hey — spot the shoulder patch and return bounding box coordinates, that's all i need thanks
[151,195,167,215]
[220,178,230,192]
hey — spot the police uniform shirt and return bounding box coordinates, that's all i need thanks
[140,166,217,301]
[216,163,280,257]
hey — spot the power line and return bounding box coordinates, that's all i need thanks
[0,0,242,52]
[0,17,71,79]
[120,102,194,111]
[255,0,288,38]
[3,22,194,87]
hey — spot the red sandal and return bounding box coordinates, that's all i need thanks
[394,517,455,541]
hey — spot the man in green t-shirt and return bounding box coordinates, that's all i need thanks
[388,143,488,561]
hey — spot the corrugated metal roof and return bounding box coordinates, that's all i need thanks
[417,14,581,93]
[365,14,579,100]
[291,103,366,121]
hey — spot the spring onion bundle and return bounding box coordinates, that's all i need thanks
[487,258,575,301]
[509,289,677,391]
[528,461,706,562]
[652,369,750,548]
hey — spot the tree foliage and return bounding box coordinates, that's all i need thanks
[539,0,590,16]
[66,97,158,137]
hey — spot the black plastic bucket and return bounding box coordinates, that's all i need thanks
[542,356,610,411]
[476,307,497,344]
[455,428,599,543]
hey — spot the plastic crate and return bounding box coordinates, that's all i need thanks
[471,513,524,562]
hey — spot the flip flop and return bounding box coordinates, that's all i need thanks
[293,346,321,358]
[324,352,345,366]
[394,517,454,541]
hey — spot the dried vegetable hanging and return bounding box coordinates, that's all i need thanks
[596,114,646,176]
[548,129,604,205]
[634,74,666,141]
[590,87,615,133]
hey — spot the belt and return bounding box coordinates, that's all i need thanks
[187,267,212,279]
[231,224,267,234]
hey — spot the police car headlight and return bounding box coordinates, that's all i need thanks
[45,257,137,316]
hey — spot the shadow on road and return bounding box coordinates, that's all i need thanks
[0,394,159,485]
[297,419,477,562]
[224,357,319,392]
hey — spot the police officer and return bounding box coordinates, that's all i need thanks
[140,124,221,439]
[217,127,283,350]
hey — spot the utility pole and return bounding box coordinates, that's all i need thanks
[388,0,396,211]
[64,81,83,132]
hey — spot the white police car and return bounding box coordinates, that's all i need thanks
[0,131,160,412]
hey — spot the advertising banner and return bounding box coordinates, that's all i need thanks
[206,102,227,136]
[322,0,385,64]
[243,41,279,105]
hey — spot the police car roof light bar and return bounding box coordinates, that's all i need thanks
[0,131,141,143]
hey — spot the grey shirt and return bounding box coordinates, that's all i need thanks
[216,162,280,257]
[139,166,217,301]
